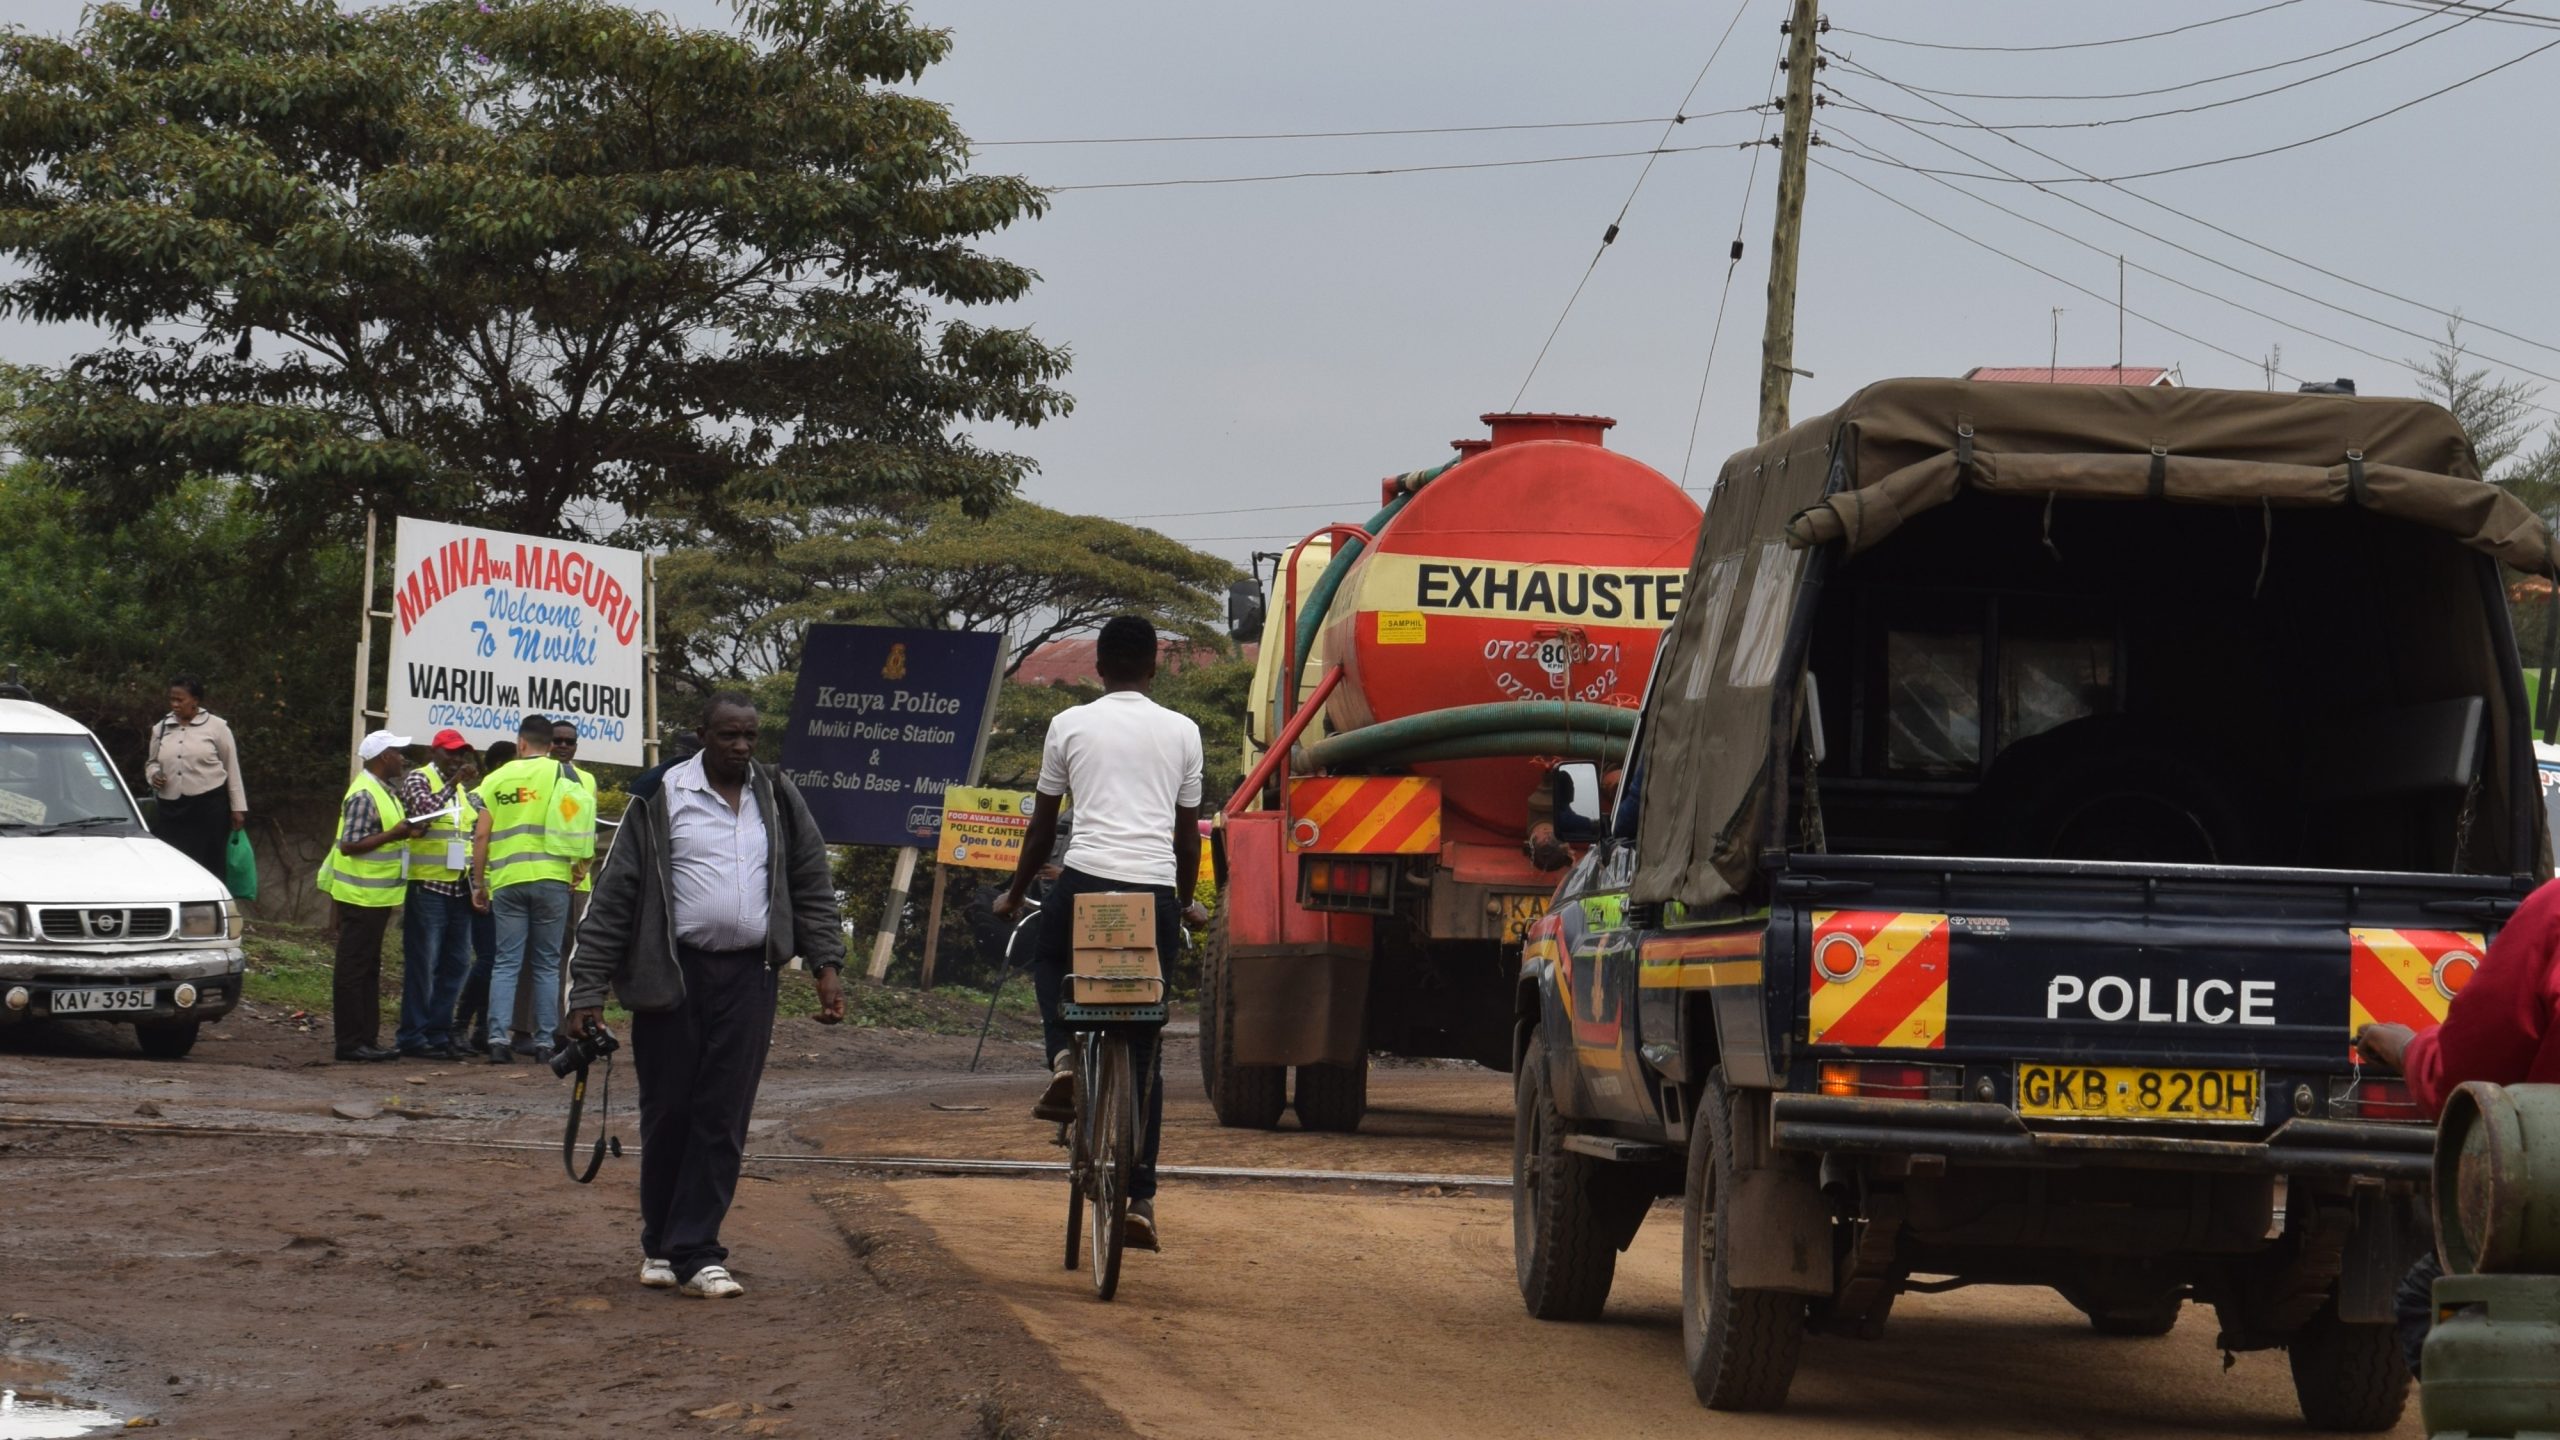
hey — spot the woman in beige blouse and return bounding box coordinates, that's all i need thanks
[145,675,247,886]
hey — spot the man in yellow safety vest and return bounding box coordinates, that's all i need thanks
[317,730,425,1063]
[469,714,586,1065]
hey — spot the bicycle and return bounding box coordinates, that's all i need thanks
[1054,908,1172,1303]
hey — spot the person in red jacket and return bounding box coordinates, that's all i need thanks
[2356,879,2560,1116]
[2354,875,2560,1376]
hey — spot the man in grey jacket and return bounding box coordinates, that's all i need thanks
[565,692,845,1298]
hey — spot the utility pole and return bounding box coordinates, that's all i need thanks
[2049,307,2065,382]
[1757,0,1821,443]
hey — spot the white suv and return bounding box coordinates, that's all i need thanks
[0,696,244,1058]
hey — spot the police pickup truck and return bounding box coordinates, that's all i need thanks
[1511,379,2549,1430]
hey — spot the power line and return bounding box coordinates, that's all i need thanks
[1823,52,2560,364]
[1827,0,2507,133]
[1817,29,2560,185]
[2363,0,2560,30]
[975,112,1758,147]
[1046,137,1759,192]
[1831,0,2304,54]
[1682,55,1784,486]
[1853,7,2444,102]
[1819,90,2560,393]
[1820,124,2560,414]
[1810,155,2301,380]
[1512,0,1763,410]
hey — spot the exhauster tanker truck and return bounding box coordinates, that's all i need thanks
[1206,413,1702,1132]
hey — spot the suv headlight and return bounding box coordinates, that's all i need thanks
[0,904,21,940]
[178,902,224,938]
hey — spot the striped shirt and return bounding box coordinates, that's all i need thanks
[398,769,483,898]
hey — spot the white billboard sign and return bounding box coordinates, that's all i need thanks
[383,516,647,766]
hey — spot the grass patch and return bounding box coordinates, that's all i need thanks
[246,919,1037,1038]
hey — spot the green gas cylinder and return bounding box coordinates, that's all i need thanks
[2424,1083,2560,1440]
[2419,1273,2560,1439]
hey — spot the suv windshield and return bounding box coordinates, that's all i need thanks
[0,733,144,834]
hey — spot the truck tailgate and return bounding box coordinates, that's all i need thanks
[1773,855,2514,1073]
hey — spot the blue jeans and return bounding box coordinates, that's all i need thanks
[396,888,474,1051]
[490,879,569,1048]
[1034,868,1172,1200]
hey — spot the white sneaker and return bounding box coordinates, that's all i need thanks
[639,1257,676,1289]
[680,1264,744,1299]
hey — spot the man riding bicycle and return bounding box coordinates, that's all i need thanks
[996,614,1207,1253]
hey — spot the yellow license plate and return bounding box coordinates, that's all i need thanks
[2016,1064,2262,1124]
[1498,893,1550,943]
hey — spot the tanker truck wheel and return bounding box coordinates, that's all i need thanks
[1204,902,1285,1130]
[2285,1300,2408,1432]
[1293,1054,1368,1134]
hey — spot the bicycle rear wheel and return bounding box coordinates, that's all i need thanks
[1089,1036,1134,1301]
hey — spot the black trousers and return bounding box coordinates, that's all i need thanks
[152,787,231,886]
[331,899,393,1054]
[1033,868,1171,1201]
[633,942,777,1279]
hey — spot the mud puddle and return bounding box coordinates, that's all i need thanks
[0,1388,119,1439]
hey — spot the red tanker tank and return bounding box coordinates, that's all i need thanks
[1209,412,1703,1135]
[1317,414,1701,843]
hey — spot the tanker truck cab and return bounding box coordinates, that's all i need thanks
[0,696,246,1059]
[1512,378,2550,1428]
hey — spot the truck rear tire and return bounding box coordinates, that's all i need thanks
[1293,1056,1368,1133]
[1682,1069,1803,1412]
[135,1020,198,1060]
[1203,904,1285,1130]
[1512,1032,1618,1321]
[2286,1301,2408,1432]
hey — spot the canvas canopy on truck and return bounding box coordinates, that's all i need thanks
[1631,377,2560,907]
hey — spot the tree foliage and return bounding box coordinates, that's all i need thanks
[0,460,361,791]
[0,0,1069,542]
[656,497,1240,690]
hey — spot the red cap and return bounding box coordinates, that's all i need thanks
[431,728,470,751]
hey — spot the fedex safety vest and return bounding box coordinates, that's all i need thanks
[478,758,574,890]
[316,769,408,907]
[405,762,470,884]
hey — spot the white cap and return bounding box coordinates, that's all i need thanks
[357,730,413,761]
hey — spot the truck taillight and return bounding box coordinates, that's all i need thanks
[1819,1062,1960,1101]
[1299,858,1397,914]
[2329,1077,2426,1122]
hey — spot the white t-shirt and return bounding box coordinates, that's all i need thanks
[1037,690,1205,888]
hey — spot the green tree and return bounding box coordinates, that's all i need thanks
[656,497,1240,695]
[2412,321,2560,705]
[0,461,361,794]
[0,0,1068,542]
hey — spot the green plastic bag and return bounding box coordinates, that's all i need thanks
[224,829,259,902]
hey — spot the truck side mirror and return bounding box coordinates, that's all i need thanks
[1552,761,1604,842]
[1226,578,1267,643]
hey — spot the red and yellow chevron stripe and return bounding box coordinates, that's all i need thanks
[1806,910,1950,1050]
[1287,775,1442,854]
[2349,927,2482,1036]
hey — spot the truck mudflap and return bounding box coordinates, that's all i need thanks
[1767,1094,2433,1180]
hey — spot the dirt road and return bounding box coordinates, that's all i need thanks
[1,1001,2426,1438]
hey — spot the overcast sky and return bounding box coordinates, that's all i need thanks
[10,0,2560,568]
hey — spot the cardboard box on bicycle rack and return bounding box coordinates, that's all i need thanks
[1072,892,1156,950]
[1070,945,1164,1004]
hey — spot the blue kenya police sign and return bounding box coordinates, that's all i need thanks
[780,625,1004,849]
